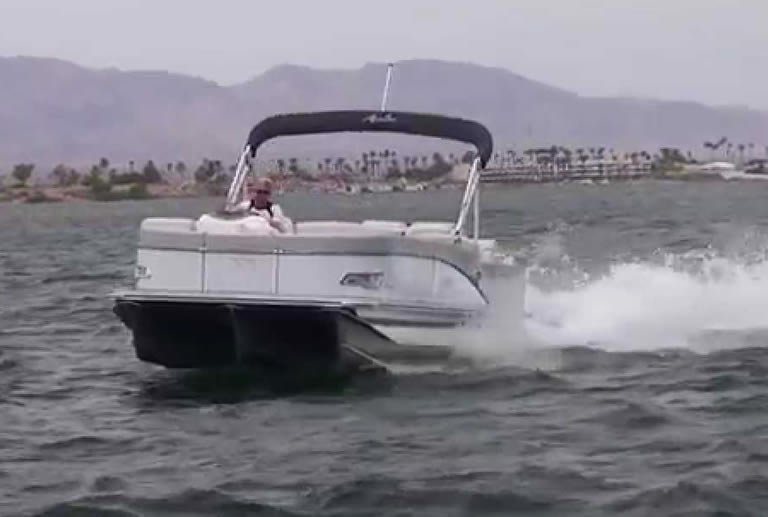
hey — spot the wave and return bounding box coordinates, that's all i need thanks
[526,250,768,352]
[439,230,768,366]
[27,489,301,517]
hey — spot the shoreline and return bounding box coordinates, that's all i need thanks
[1,171,766,205]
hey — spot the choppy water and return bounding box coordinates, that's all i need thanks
[2,181,768,516]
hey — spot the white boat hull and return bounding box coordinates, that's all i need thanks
[112,217,526,372]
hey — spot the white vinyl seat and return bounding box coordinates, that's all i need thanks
[139,217,204,248]
[196,214,278,236]
[141,217,197,233]
[295,221,372,236]
[361,220,408,234]
[405,221,454,236]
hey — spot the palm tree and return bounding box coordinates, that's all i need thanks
[578,151,588,172]
[703,141,716,161]
[12,163,34,186]
[714,137,728,156]
[562,148,573,172]
[506,150,515,168]
[174,161,187,180]
[50,164,70,187]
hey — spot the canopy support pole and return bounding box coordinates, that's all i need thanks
[224,145,252,211]
[380,63,394,112]
[452,157,482,239]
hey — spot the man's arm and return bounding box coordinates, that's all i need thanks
[269,204,292,233]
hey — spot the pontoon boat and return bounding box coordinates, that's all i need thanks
[112,72,526,377]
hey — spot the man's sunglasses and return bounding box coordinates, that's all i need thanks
[247,187,271,194]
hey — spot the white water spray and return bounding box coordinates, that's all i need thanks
[386,229,768,372]
[525,251,768,352]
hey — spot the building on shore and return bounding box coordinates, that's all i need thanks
[481,148,653,183]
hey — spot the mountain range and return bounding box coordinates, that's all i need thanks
[1,56,766,168]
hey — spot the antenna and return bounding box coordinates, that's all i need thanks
[380,63,394,111]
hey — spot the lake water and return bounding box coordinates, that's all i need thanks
[2,181,767,516]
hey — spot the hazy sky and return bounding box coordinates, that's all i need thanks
[1,0,766,109]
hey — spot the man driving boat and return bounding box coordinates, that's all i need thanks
[237,177,291,233]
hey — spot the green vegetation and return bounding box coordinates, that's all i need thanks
[2,138,767,204]
[651,148,691,173]
[12,163,34,187]
[24,190,60,203]
[87,182,151,202]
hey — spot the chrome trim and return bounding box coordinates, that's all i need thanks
[272,248,280,294]
[224,145,252,211]
[111,289,479,322]
[453,157,481,236]
[340,271,385,290]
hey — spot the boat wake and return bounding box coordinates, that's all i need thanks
[352,231,768,376]
[525,249,768,354]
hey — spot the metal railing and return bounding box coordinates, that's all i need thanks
[224,145,253,211]
[452,157,482,242]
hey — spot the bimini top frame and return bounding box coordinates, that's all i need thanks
[245,110,492,167]
[224,110,492,240]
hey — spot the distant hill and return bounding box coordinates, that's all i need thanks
[1,56,766,169]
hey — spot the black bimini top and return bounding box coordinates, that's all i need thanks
[245,110,493,168]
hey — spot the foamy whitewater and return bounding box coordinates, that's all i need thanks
[448,223,768,365]
[526,254,768,351]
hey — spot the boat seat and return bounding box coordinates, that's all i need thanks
[196,213,278,236]
[141,217,197,233]
[139,217,205,248]
[361,220,408,234]
[295,221,375,236]
[405,221,455,236]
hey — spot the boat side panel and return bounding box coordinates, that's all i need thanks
[132,247,487,310]
[277,254,433,301]
[136,249,203,292]
[204,253,275,294]
[211,253,485,308]
[202,232,480,279]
